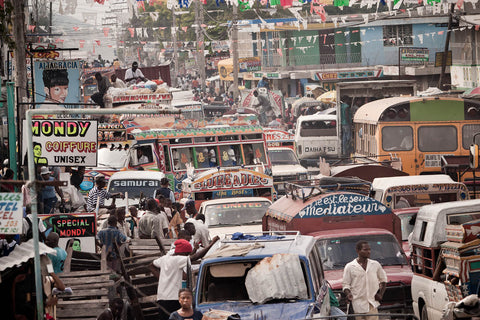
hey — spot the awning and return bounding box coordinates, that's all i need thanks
[0,240,56,273]
[206,75,221,82]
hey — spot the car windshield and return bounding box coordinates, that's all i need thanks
[97,148,129,169]
[108,179,161,199]
[204,201,271,227]
[316,234,407,270]
[268,149,300,165]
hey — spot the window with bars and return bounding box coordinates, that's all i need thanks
[383,24,413,47]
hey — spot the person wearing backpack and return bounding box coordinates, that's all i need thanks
[22,204,47,242]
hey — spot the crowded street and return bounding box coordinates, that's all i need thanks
[2,0,480,320]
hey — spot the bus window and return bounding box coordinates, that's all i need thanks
[382,126,413,151]
[170,138,193,144]
[208,147,218,167]
[242,133,263,140]
[244,143,267,165]
[173,147,193,170]
[194,136,216,143]
[131,145,153,166]
[418,126,457,152]
[218,135,240,142]
[219,145,242,166]
[163,145,171,172]
[462,124,480,149]
[195,147,211,169]
[299,120,336,137]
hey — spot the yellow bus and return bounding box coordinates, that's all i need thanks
[353,96,480,176]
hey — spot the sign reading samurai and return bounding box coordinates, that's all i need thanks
[29,120,98,166]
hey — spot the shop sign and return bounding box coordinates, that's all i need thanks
[0,193,23,234]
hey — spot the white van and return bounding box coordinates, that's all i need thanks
[267,147,308,195]
[104,170,166,208]
[295,113,339,167]
[410,199,480,320]
[197,197,271,238]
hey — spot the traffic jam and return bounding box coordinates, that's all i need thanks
[3,3,480,318]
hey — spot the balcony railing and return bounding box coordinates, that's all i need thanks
[261,52,363,70]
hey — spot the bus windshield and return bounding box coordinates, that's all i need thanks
[204,201,271,227]
[108,179,161,199]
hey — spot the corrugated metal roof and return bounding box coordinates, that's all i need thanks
[0,240,56,273]
[245,253,308,303]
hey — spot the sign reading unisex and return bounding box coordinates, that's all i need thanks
[24,120,98,166]
[0,193,24,234]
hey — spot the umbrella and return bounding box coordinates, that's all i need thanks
[317,90,337,103]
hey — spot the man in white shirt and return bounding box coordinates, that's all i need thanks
[343,240,387,320]
[110,74,126,88]
[186,213,210,248]
[124,61,147,85]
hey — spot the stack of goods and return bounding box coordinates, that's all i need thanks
[441,219,480,301]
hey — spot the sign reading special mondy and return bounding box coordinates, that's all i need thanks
[29,120,98,166]
[296,193,389,218]
[0,193,24,234]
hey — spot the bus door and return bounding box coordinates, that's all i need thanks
[413,123,458,175]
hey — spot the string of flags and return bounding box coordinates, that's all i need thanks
[36,25,470,51]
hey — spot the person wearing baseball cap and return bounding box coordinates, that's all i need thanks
[39,166,65,214]
[150,236,220,320]
[155,177,175,203]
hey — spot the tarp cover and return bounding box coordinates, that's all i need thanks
[245,253,308,304]
[0,240,56,273]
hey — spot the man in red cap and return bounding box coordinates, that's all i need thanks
[149,236,219,320]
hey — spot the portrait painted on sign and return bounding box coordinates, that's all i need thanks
[34,60,82,109]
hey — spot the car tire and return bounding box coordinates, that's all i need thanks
[421,304,428,320]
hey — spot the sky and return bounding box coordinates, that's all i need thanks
[47,0,134,61]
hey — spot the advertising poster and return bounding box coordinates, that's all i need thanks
[23,119,98,167]
[0,193,23,234]
[34,59,83,109]
[40,213,97,252]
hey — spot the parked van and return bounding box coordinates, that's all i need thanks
[263,189,412,313]
[194,232,330,319]
[197,197,271,238]
[295,113,338,167]
[410,199,480,320]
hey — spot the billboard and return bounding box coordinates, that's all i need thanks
[23,119,98,167]
[34,59,83,109]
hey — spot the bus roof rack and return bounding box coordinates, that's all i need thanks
[284,176,371,202]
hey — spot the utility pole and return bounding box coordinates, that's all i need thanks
[438,3,455,90]
[10,0,28,116]
[232,3,239,101]
[195,0,206,91]
[172,8,178,87]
